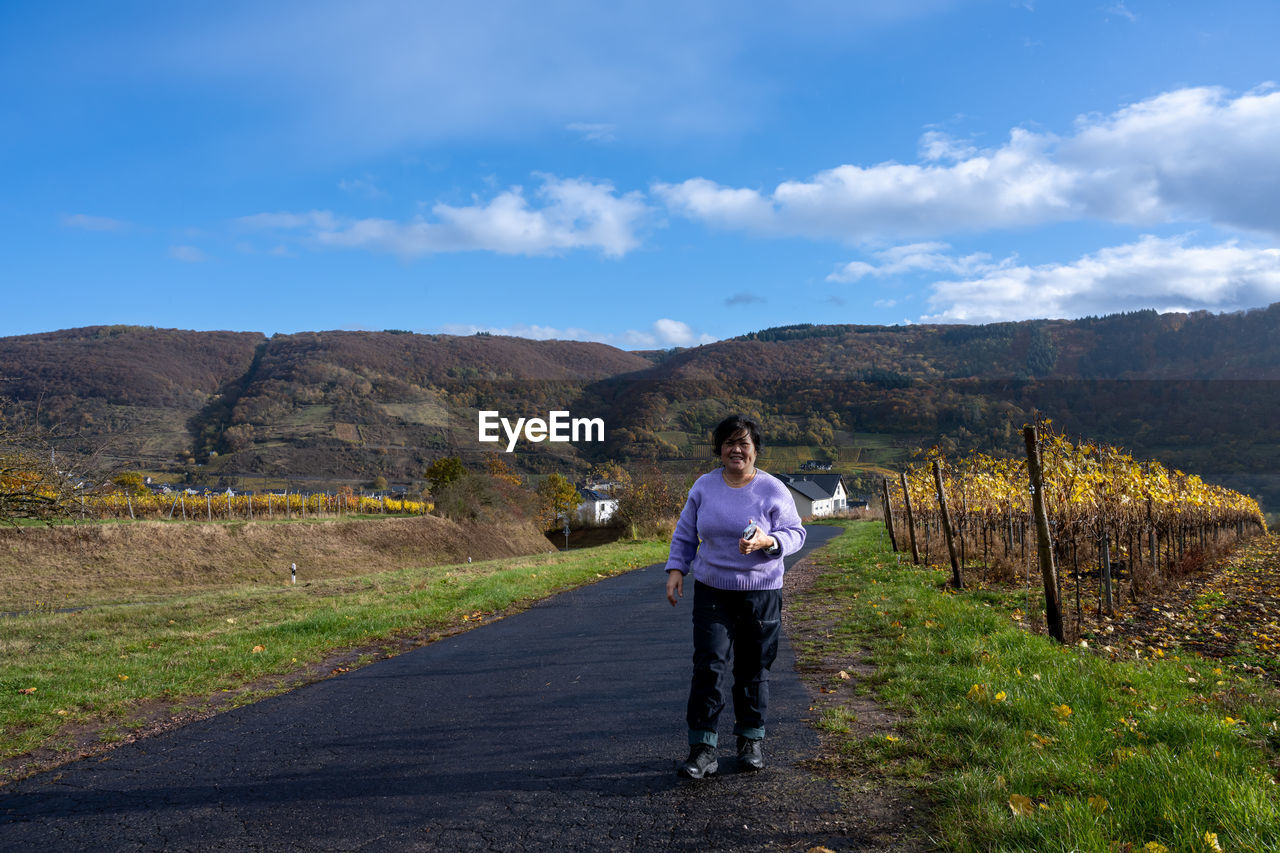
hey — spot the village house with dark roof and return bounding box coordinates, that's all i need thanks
[775,472,850,518]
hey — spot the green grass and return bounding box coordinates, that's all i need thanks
[656,430,693,449]
[796,520,1280,852]
[0,537,669,776]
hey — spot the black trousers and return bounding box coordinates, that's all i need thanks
[685,581,782,746]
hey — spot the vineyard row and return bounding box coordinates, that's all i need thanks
[73,492,431,521]
[882,428,1267,621]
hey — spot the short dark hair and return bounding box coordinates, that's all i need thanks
[712,415,763,457]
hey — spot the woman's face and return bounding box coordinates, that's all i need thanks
[719,429,757,475]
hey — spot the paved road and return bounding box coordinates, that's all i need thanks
[1,525,855,852]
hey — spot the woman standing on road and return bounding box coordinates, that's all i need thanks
[664,414,806,779]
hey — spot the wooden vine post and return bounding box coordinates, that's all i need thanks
[1099,522,1114,616]
[881,478,899,553]
[1023,425,1065,643]
[900,471,920,565]
[932,460,963,589]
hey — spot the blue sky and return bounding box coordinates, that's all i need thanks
[4,1,1280,349]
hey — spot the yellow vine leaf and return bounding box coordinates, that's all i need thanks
[1008,794,1035,817]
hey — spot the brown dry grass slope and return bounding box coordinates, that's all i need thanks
[0,516,556,609]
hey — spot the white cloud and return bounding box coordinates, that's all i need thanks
[659,85,1280,241]
[438,318,716,350]
[917,131,978,163]
[1104,2,1137,23]
[62,213,130,232]
[238,211,339,230]
[169,245,209,262]
[240,176,649,257]
[923,235,1280,322]
[652,178,776,231]
[567,122,617,143]
[828,241,998,282]
[338,177,387,199]
[650,318,715,347]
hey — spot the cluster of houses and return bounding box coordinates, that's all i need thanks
[573,466,867,527]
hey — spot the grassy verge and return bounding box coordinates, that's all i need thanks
[0,538,668,779]
[796,520,1280,852]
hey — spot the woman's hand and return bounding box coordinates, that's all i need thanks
[739,519,777,555]
[666,569,684,606]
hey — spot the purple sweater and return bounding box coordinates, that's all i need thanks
[664,469,806,591]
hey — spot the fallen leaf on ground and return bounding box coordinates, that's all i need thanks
[1008,794,1035,817]
[19,687,36,694]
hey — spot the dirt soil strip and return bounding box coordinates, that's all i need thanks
[0,525,922,852]
[784,539,931,852]
[1070,534,1280,678]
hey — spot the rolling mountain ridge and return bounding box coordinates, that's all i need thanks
[2,305,1276,510]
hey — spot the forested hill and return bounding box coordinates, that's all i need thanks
[646,304,1280,383]
[0,326,266,410]
[0,305,1276,510]
[0,326,652,478]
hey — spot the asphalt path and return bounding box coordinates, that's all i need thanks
[1,525,853,852]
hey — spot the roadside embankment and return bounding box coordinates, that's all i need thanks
[1,515,556,609]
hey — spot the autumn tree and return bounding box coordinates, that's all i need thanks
[484,452,523,487]
[425,456,467,492]
[432,456,536,523]
[0,400,83,525]
[111,471,149,496]
[587,460,631,492]
[536,473,580,531]
[615,464,686,538]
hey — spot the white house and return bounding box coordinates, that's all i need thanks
[776,473,850,518]
[575,486,619,526]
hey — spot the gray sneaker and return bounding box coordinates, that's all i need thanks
[678,743,718,779]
